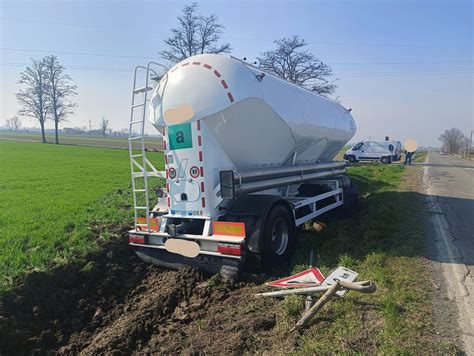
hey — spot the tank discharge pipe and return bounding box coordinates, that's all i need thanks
[220,162,346,199]
[233,161,346,184]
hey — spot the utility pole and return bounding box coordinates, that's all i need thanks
[469,130,473,160]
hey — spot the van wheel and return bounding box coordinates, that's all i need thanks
[381,156,389,164]
[348,155,357,163]
[262,205,295,268]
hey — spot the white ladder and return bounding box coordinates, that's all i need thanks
[128,62,167,231]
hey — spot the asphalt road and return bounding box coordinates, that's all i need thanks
[421,152,474,353]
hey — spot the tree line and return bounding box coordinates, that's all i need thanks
[439,128,472,155]
[13,2,337,144]
[15,56,77,144]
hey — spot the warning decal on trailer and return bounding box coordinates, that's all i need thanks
[266,268,325,288]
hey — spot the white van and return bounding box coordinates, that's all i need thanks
[343,140,402,164]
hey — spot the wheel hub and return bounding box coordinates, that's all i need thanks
[271,218,289,255]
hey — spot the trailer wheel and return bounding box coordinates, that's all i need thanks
[263,205,295,267]
[220,264,241,281]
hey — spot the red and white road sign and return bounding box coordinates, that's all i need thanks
[266,268,325,288]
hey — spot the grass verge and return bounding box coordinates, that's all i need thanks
[280,162,454,353]
[0,140,163,290]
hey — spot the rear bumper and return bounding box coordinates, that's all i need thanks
[128,229,245,264]
[133,245,241,274]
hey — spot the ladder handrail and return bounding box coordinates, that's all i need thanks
[128,62,167,232]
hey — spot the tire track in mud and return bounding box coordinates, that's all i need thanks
[67,268,203,354]
[1,238,295,355]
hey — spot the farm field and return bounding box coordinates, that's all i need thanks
[0,130,163,150]
[0,140,163,288]
[0,140,450,353]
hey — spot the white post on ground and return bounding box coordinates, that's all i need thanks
[304,250,315,312]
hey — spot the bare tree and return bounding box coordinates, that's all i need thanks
[16,58,50,143]
[257,36,337,97]
[439,128,466,154]
[100,116,109,138]
[160,2,231,64]
[44,56,77,144]
[10,116,22,131]
[5,118,12,130]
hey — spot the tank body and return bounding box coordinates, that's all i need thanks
[148,54,356,170]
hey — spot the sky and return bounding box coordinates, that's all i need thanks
[0,0,473,146]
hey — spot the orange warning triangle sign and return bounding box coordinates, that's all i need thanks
[266,268,325,288]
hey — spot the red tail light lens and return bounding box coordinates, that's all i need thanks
[128,235,146,244]
[217,243,243,256]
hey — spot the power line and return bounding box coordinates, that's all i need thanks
[1,47,472,66]
[2,61,473,76]
[0,47,159,60]
[0,62,133,72]
[339,70,474,77]
[331,60,473,65]
[1,17,467,49]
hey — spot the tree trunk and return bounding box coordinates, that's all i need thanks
[54,119,59,144]
[39,120,47,143]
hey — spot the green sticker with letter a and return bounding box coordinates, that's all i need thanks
[168,123,193,150]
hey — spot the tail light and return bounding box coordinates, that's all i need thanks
[128,234,146,244]
[217,243,244,256]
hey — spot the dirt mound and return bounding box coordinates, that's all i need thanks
[0,238,295,355]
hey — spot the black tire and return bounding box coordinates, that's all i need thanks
[220,264,241,281]
[381,156,389,164]
[262,205,295,268]
[348,155,357,163]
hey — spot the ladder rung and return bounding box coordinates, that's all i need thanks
[135,206,148,209]
[131,103,145,109]
[133,189,147,192]
[133,86,153,94]
[129,136,142,141]
[130,154,143,158]
[135,223,150,226]
[130,120,143,124]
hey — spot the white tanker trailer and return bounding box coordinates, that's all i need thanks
[127,54,357,279]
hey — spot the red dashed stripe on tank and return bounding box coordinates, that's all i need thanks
[169,62,235,104]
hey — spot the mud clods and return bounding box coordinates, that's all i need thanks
[0,239,294,355]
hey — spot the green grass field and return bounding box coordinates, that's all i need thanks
[0,130,163,150]
[0,140,163,288]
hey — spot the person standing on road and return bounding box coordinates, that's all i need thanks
[404,150,414,165]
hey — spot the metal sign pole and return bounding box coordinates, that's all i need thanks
[304,250,315,312]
